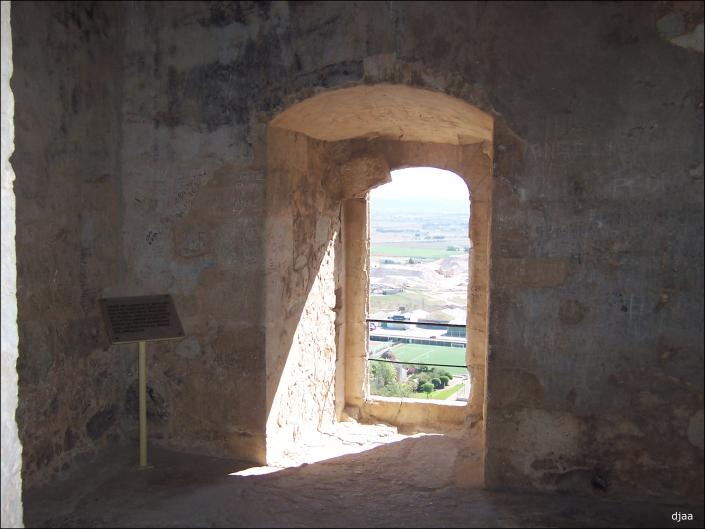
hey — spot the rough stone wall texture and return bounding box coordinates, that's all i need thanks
[119,1,268,463]
[468,2,704,502]
[119,0,703,501]
[10,1,128,487]
[1,1,23,526]
[10,0,704,504]
[265,129,341,463]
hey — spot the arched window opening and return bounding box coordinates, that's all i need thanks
[367,167,471,404]
[267,84,493,465]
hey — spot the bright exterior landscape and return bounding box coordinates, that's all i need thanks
[367,168,471,402]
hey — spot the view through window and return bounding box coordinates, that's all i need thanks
[367,167,471,402]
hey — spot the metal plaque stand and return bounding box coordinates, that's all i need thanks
[99,294,185,469]
[139,341,148,468]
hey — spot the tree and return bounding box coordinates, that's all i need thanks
[414,372,432,391]
[421,382,434,397]
[370,361,397,393]
[380,349,398,361]
[431,378,442,390]
[439,376,450,388]
[381,381,414,398]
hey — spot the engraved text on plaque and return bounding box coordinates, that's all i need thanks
[99,295,185,344]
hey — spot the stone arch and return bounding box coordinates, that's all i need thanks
[269,84,493,145]
[264,82,494,481]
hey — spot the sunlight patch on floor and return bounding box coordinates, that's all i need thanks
[236,420,443,475]
[229,466,284,477]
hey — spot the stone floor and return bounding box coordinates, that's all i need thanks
[23,422,703,528]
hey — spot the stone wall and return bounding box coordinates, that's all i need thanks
[125,0,702,501]
[476,2,704,502]
[118,1,268,463]
[265,129,350,464]
[9,1,703,503]
[1,1,23,525]
[11,1,128,486]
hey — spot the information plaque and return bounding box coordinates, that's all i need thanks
[99,294,185,469]
[99,294,184,344]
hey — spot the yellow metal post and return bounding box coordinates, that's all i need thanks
[138,340,147,468]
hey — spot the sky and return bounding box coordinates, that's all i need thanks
[369,167,470,213]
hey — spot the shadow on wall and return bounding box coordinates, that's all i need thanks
[264,124,345,463]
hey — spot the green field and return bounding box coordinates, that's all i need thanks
[371,245,466,259]
[392,343,468,376]
[429,383,463,400]
[369,292,440,312]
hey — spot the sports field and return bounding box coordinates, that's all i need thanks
[391,343,468,376]
[371,245,466,259]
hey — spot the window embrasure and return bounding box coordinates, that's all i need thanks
[365,168,471,405]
